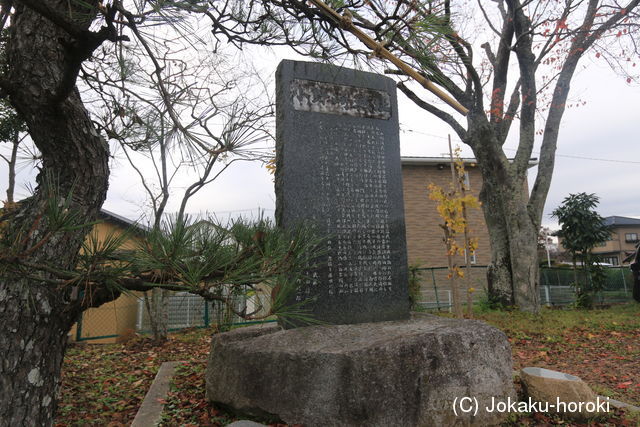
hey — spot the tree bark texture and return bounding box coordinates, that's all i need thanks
[466,111,540,312]
[146,288,169,342]
[1,1,110,425]
[5,131,19,203]
[477,178,540,311]
[0,284,76,426]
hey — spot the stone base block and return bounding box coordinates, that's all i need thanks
[206,314,515,426]
[520,367,604,419]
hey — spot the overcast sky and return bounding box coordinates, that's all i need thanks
[1,44,639,231]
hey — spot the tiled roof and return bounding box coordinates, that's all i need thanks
[99,209,150,232]
[602,216,640,227]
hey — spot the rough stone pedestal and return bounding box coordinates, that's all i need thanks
[206,315,515,426]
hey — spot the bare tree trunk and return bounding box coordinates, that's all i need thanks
[148,288,169,341]
[508,221,540,312]
[478,175,540,312]
[474,142,515,307]
[471,126,539,312]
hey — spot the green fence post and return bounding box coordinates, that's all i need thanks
[75,312,83,341]
[204,300,210,328]
[431,268,440,310]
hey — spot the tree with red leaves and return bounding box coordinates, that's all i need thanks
[212,0,640,311]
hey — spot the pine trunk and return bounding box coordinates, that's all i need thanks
[146,288,169,342]
[1,2,110,425]
[5,131,19,203]
[0,283,76,425]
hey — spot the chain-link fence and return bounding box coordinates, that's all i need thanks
[135,290,269,333]
[414,265,635,310]
[71,287,274,343]
[70,294,140,344]
[71,266,635,342]
[539,266,633,305]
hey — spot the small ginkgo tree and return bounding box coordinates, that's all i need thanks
[428,144,481,318]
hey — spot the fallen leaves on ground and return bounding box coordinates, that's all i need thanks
[479,304,640,406]
[55,327,213,426]
[56,304,640,426]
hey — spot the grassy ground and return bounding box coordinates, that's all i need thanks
[478,303,640,406]
[55,303,640,426]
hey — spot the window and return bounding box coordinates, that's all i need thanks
[464,249,477,265]
[601,256,619,266]
[463,172,470,189]
[625,233,639,243]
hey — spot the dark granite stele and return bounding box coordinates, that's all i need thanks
[275,60,410,327]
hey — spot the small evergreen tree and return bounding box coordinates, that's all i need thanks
[552,193,611,308]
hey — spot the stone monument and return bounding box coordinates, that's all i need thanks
[206,60,516,426]
[274,59,410,325]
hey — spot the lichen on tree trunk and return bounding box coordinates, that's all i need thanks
[0,2,112,424]
[145,288,170,342]
[470,121,540,313]
[478,175,540,313]
[0,283,75,425]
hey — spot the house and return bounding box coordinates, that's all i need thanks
[592,216,640,266]
[402,157,490,268]
[401,156,535,268]
[68,209,148,344]
[71,211,265,343]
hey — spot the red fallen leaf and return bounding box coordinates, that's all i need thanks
[156,398,167,404]
[532,412,550,422]
[616,381,632,389]
[621,418,636,426]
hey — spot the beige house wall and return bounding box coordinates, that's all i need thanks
[69,293,139,344]
[592,224,640,265]
[69,221,142,344]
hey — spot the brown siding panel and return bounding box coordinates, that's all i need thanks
[402,164,492,268]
